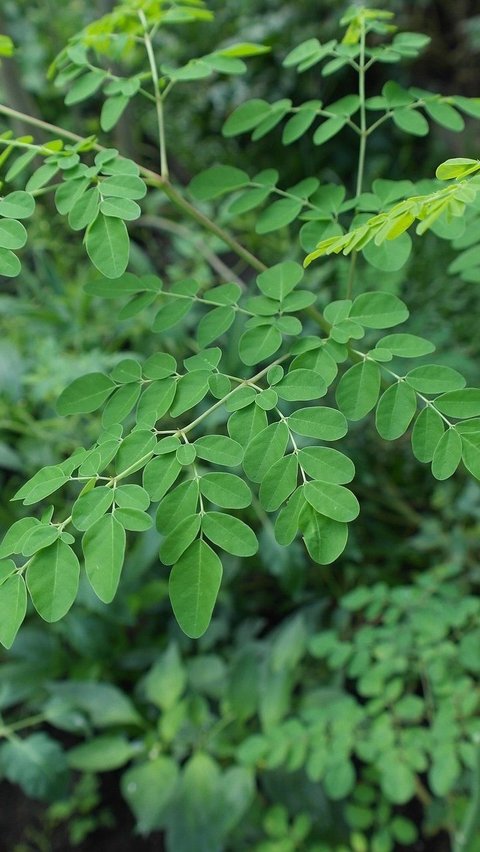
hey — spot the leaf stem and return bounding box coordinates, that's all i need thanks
[138,10,168,178]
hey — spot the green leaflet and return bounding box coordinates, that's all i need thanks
[100,174,146,200]
[156,480,199,535]
[169,540,222,638]
[377,333,435,358]
[259,454,298,512]
[276,369,326,401]
[431,428,462,480]
[85,214,129,278]
[160,514,202,565]
[228,405,267,448]
[435,388,480,419]
[189,165,250,200]
[197,306,235,347]
[170,370,210,417]
[13,465,70,505]
[114,484,150,511]
[274,487,306,546]
[349,292,409,329]
[288,407,348,441]
[255,198,303,234]
[57,372,116,415]
[115,430,156,476]
[411,406,445,463]
[239,326,283,366]
[202,512,258,556]
[0,191,35,219]
[102,383,141,427]
[298,447,355,484]
[101,94,130,132]
[21,525,61,557]
[136,378,176,427]
[222,99,272,136]
[83,514,126,603]
[194,435,243,467]
[143,352,177,379]
[0,575,27,648]
[27,540,79,621]
[0,517,41,558]
[143,453,182,501]
[375,382,417,440]
[114,507,153,531]
[243,421,289,483]
[405,365,466,395]
[299,504,348,564]
[256,261,304,300]
[461,432,480,479]
[304,480,360,523]
[335,360,381,421]
[200,473,252,509]
[176,444,196,466]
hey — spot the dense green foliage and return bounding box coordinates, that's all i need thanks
[1,2,480,849]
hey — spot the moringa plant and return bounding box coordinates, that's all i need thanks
[1,1,480,649]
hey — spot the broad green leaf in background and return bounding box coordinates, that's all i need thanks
[121,757,179,835]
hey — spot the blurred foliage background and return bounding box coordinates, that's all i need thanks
[1,1,480,850]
